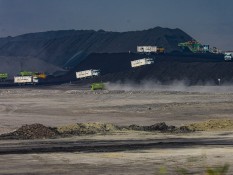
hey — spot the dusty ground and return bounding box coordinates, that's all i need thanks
[0,85,233,174]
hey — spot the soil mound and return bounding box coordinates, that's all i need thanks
[127,122,192,133]
[57,123,118,136]
[0,124,58,140]
[1,121,217,140]
[187,119,233,131]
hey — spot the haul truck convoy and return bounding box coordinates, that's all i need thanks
[131,58,154,68]
[14,76,38,85]
[76,69,100,79]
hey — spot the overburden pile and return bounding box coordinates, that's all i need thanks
[0,124,58,140]
[0,122,194,140]
[187,119,233,131]
[127,122,191,133]
[2,120,233,140]
[57,123,118,136]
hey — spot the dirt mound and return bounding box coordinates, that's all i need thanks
[127,122,192,133]
[58,122,193,135]
[57,123,118,136]
[0,124,58,140]
[187,119,233,131]
[128,122,172,131]
[0,122,196,140]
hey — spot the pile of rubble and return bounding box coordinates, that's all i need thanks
[186,119,233,131]
[0,122,194,140]
[0,124,58,140]
[57,123,118,136]
[126,122,192,133]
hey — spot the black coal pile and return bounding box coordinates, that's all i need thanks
[0,27,192,68]
[0,124,58,140]
[68,52,228,85]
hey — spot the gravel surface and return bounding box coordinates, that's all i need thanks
[1,86,233,174]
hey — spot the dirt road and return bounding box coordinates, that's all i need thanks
[1,86,233,133]
[1,85,233,174]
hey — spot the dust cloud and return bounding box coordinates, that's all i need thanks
[105,80,233,93]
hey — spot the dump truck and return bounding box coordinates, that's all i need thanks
[224,52,233,61]
[137,46,157,53]
[91,83,105,90]
[19,71,34,76]
[0,73,8,80]
[131,58,154,68]
[76,69,100,79]
[20,71,46,79]
[14,76,38,85]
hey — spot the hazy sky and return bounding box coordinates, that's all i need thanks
[0,0,232,50]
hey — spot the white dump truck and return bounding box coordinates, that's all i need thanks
[131,58,154,68]
[224,52,233,61]
[14,76,39,84]
[76,69,100,79]
[137,46,157,53]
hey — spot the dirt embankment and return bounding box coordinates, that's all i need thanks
[0,122,190,140]
[0,124,58,140]
[1,120,233,140]
[186,119,233,131]
[57,123,118,136]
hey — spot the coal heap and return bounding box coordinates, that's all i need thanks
[0,27,192,68]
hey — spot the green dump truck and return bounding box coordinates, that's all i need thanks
[19,71,47,79]
[19,71,34,76]
[0,73,8,80]
[91,83,105,90]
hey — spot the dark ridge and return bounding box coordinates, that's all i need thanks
[0,27,193,70]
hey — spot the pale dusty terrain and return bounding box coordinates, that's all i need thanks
[0,85,233,174]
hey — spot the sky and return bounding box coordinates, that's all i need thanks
[0,0,232,50]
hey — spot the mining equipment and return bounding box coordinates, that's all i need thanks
[178,40,223,54]
[137,46,157,53]
[91,83,105,90]
[19,71,46,79]
[224,52,233,61]
[76,69,100,79]
[0,73,8,81]
[131,58,154,68]
[14,76,38,85]
[137,46,165,54]
[19,71,34,76]
[178,40,203,53]
[211,47,222,54]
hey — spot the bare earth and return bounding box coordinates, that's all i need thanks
[0,85,233,174]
